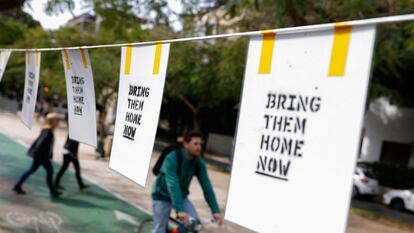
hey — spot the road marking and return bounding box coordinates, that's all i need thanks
[114,210,139,226]
[6,211,63,233]
[16,139,29,147]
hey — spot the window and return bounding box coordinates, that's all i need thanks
[380,141,411,166]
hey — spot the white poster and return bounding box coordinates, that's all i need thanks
[0,51,11,83]
[21,51,41,129]
[62,49,97,147]
[109,43,170,186]
[225,24,376,233]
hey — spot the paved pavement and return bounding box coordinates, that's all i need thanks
[0,111,413,233]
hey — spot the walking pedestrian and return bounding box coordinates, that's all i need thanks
[54,137,89,191]
[13,112,62,197]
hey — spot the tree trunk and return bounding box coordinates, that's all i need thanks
[0,0,25,11]
[96,101,107,158]
[96,90,116,157]
[286,2,307,26]
[176,92,202,131]
[192,109,201,131]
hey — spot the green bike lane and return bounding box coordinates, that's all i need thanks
[0,132,152,233]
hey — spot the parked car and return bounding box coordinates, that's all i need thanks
[352,166,379,198]
[383,189,414,211]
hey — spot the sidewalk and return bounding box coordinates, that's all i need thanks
[0,111,411,233]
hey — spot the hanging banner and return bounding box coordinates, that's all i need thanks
[225,24,376,233]
[61,48,97,147]
[109,43,170,186]
[21,51,41,129]
[0,51,11,83]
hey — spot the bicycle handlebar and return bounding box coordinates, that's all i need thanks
[170,216,218,232]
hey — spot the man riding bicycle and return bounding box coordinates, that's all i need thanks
[151,131,223,233]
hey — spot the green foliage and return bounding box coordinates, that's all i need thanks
[0,9,39,45]
[44,0,76,16]
[0,2,149,102]
[371,23,414,106]
[0,10,43,97]
[1,27,66,98]
[89,47,120,103]
[167,39,245,104]
[233,0,414,107]
[0,19,26,45]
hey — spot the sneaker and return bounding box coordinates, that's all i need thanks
[51,190,62,198]
[13,186,26,195]
[79,185,90,191]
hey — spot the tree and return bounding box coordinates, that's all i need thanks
[1,2,148,154]
[6,0,414,137]
[163,38,246,131]
[231,0,414,107]
[0,0,26,11]
[42,0,245,133]
[0,9,42,98]
[50,9,148,152]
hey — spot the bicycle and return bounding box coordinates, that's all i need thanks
[137,215,215,233]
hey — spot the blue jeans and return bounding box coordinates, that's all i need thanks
[152,198,199,233]
[15,159,54,193]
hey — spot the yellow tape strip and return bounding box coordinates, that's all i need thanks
[27,50,30,65]
[124,45,132,75]
[153,42,162,75]
[35,49,39,66]
[63,49,71,70]
[258,30,276,74]
[79,48,88,69]
[328,23,352,77]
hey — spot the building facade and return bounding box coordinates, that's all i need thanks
[360,97,414,168]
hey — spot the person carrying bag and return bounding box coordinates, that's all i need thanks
[13,113,62,197]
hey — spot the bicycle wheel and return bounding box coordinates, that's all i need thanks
[137,218,153,233]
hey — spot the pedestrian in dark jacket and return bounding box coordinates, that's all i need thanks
[13,113,62,197]
[54,137,89,190]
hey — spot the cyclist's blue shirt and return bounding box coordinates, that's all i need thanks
[151,148,220,213]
